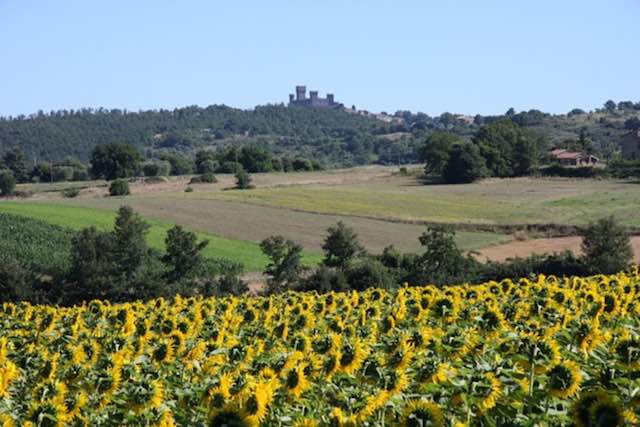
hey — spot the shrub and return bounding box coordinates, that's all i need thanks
[235,169,253,189]
[189,173,217,184]
[109,179,130,196]
[62,188,80,198]
[0,255,29,302]
[184,186,194,193]
[52,166,74,182]
[0,170,16,196]
[581,217,633,274]
[142,162,161,177]
[72,167,90,181]
[299,266,348,293]
[344,258,395,291]
[215,161,243,174]
[539,164,606,178]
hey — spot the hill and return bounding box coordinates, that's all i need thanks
[0,101,639,167]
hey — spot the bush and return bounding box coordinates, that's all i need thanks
[0,170,16,196]
[478,251,588,282]
[299,266,348,293]
[189,173,217,184]
[581,217,633,274]
[235,169,253,189]
[539,164,606,178]
[0,255,29,302]
[72,167,90,181]
[184,186,194,193]
[109,179,130,196]
[52,166,74,182]
[62,188,80,198]
[142,162,161,177]
[344,258,395,291]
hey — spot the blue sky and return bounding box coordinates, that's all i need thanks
[1,1,638,117]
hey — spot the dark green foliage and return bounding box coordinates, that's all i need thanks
[581,217,633,274]
[189,173,217,184]
[260,235,303,294]
[113,206,150,279]
[608,160,640,178]
[90,142,142,179]
[234,169,253,189]
[162,225,209,282]
[0,255,29,302]
[160,153,193,175]
[344,258,394,291]
[1,148,28,182]
[442,143,487,184]
[0,170,16,196]
[66,226,119,302]
[539,165,607,178]
[322,221,364,268]
[472,119,544,177]
[205,274,249,297]
[62,188,81,198]
[419,132,461,176]
[478,251,588,282]
[0,213,72,276]
[109,179,130,196]
[409,225,478,285]
[299,266,349,293]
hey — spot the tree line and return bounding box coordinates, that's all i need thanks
[258,217,634,295]
[2,207,633,306]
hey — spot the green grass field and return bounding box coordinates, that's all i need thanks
[0,202,322,271]
[175,176,640,226]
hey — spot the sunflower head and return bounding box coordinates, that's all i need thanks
[401,400,444,427]
[547,361,581,398]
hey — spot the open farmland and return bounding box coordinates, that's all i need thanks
[6,166,640,271]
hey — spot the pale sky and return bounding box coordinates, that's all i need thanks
[1,0,638,117]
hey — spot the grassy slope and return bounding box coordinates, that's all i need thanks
[0,202,323,271]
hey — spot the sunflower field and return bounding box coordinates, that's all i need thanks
[1,271,639,426]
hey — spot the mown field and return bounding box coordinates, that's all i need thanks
[0,272,638,426]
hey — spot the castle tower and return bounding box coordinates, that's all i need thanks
[296,86,306,101]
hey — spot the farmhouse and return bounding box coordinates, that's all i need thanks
[549,149,599,166]
[619,130,640,160]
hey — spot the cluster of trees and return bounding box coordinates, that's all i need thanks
[0,207,245,305]
[258,217,634,295]
[420,119,546,183]
[0,105,393,167]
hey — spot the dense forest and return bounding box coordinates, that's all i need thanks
[0,100,639,168]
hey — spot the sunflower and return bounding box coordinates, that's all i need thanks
[243,380,276,425]
[283,365,309,398]
[338,339,367,375]
[589,395,625,427]
[470,372,502,412]
[209,404,251,427]
[613,338,640,369]
[547,360,581,398]
[157,410,177,427]
[401,400,444,427]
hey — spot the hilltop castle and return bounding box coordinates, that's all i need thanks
[288,86,342,109]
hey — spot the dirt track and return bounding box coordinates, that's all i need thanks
[476,236,640,263]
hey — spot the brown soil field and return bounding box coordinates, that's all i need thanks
[476,236,640,263]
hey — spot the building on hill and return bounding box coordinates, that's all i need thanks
[288,86,342,109]
[549,149,599,166]
[619,130,640,160]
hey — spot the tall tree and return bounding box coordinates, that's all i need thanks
[442,143,487,184]
[113,206,150,279]
[162,225,209,282]
[322,221,364,268]
[260,235,303,293]
[419,132,461,176]
[90,142,142,180]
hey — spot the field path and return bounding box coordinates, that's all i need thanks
[476,236,640,263]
